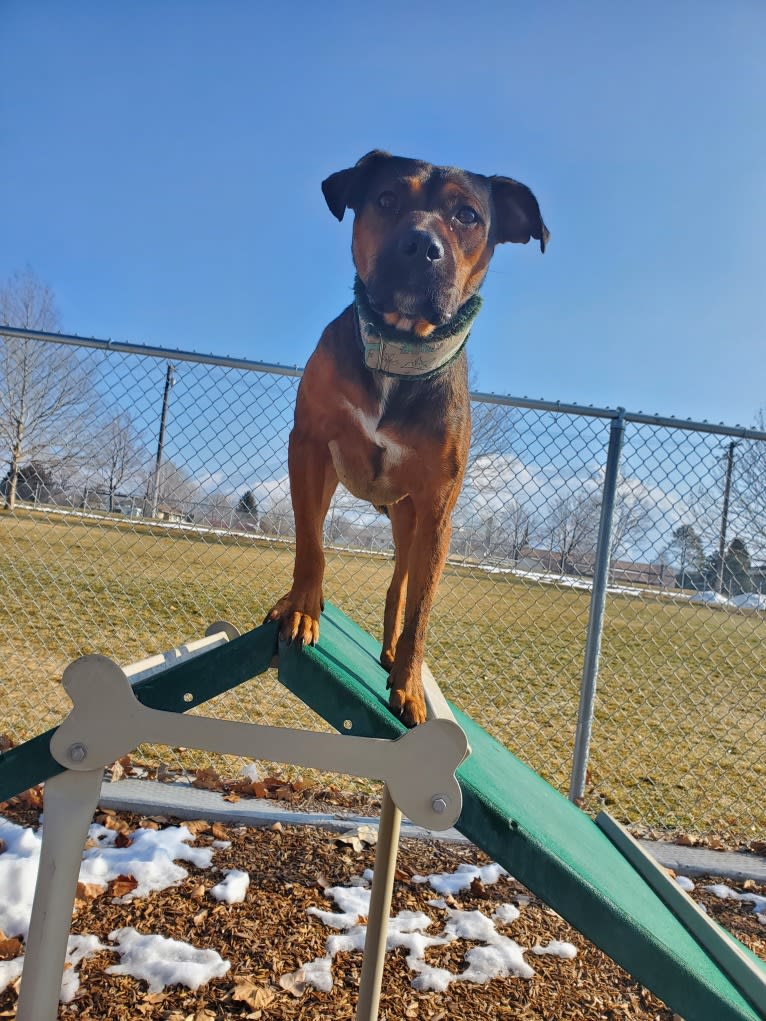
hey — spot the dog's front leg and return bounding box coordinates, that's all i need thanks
[266,426,338,646]
[381,496,416,672]
[386,489,458,727]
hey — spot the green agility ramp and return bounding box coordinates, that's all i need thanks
[278,602,766,1021]
[1,602,765,1020]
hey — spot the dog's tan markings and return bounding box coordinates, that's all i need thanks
[402,175,424,195]
[412,319,436,337]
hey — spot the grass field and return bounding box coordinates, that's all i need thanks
[1,508,764,837]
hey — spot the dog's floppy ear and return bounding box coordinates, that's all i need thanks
[490,176,550,253]
[322,149,391,221]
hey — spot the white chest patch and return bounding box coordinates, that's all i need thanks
[328,397,412,504]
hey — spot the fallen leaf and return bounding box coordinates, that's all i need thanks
[470,877,489,899]
[108,874,138,898]
[192,768,221,791]
[0,938,22,960]
[335,834,363,853]
[356,825,378,846]
[76,881,105,902]
[274,786,298,801]
[231,980,277,1009]
[279,969,307,997]
[185,820,211,837]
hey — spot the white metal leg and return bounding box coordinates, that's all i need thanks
[356,786,403,1021]
[16,767,103,1021]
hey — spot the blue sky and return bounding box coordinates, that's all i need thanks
[2,1,764,428]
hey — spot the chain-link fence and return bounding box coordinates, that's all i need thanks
[1,326,765,838]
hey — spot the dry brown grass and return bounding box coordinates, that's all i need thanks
[1,508,765,836]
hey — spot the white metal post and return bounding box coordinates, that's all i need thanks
[16,768,103,1021]
[356,786,402,1021]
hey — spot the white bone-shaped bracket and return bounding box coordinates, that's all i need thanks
[49,655,468,831]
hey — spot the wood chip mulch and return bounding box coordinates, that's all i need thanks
[0,795,765,1021]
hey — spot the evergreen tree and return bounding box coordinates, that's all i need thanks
[238,490,258,517]
[722,538,753,596]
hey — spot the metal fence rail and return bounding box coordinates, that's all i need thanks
[1,325,765,838]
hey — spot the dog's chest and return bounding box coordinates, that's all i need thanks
[328,386,414,505]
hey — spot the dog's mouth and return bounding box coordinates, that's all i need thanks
[366,284,460,335]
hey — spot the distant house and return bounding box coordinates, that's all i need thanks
[156,504,184,523]
[508,547,673,588]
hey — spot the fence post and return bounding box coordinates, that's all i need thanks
[568,408,626,803]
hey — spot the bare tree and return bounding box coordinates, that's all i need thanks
[93,413,147,512]
[201,490,234,528]
[610,479,655,561]
[501,500,534,565]
[0,269,98,510]
[546,488,601,577]
[469,400,521,459]
[144,459,199,519]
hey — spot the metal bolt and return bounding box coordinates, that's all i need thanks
[68,743,88,763]
[431,796,448,815]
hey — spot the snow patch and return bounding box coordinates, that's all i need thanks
[209,868,250,904]
[106,928,230,992]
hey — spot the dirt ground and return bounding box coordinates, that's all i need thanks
[1,791,765,1021]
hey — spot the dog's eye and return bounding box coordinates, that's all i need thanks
[455,206,479,225]
[377,191,397,210]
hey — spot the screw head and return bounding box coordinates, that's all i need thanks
[68,743,88,763]
[431,796,449,815]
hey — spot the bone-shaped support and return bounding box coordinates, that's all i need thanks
[50,654,468,830]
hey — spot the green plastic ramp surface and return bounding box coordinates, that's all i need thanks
[278,602,766,1021]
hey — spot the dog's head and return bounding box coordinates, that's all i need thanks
[322,150,548,337]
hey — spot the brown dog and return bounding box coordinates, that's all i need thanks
[267,150,548,726]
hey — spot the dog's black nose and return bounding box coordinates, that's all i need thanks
[398,228,444,263]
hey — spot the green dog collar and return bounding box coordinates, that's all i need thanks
[353,278,482,380]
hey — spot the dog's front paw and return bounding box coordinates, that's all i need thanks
[265,594,321,647]
[379,648,395,672]
[388,686,427,728]
[387,666,427,727]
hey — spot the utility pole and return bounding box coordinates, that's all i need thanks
[148,362,175,518]
[716,440,739,594]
